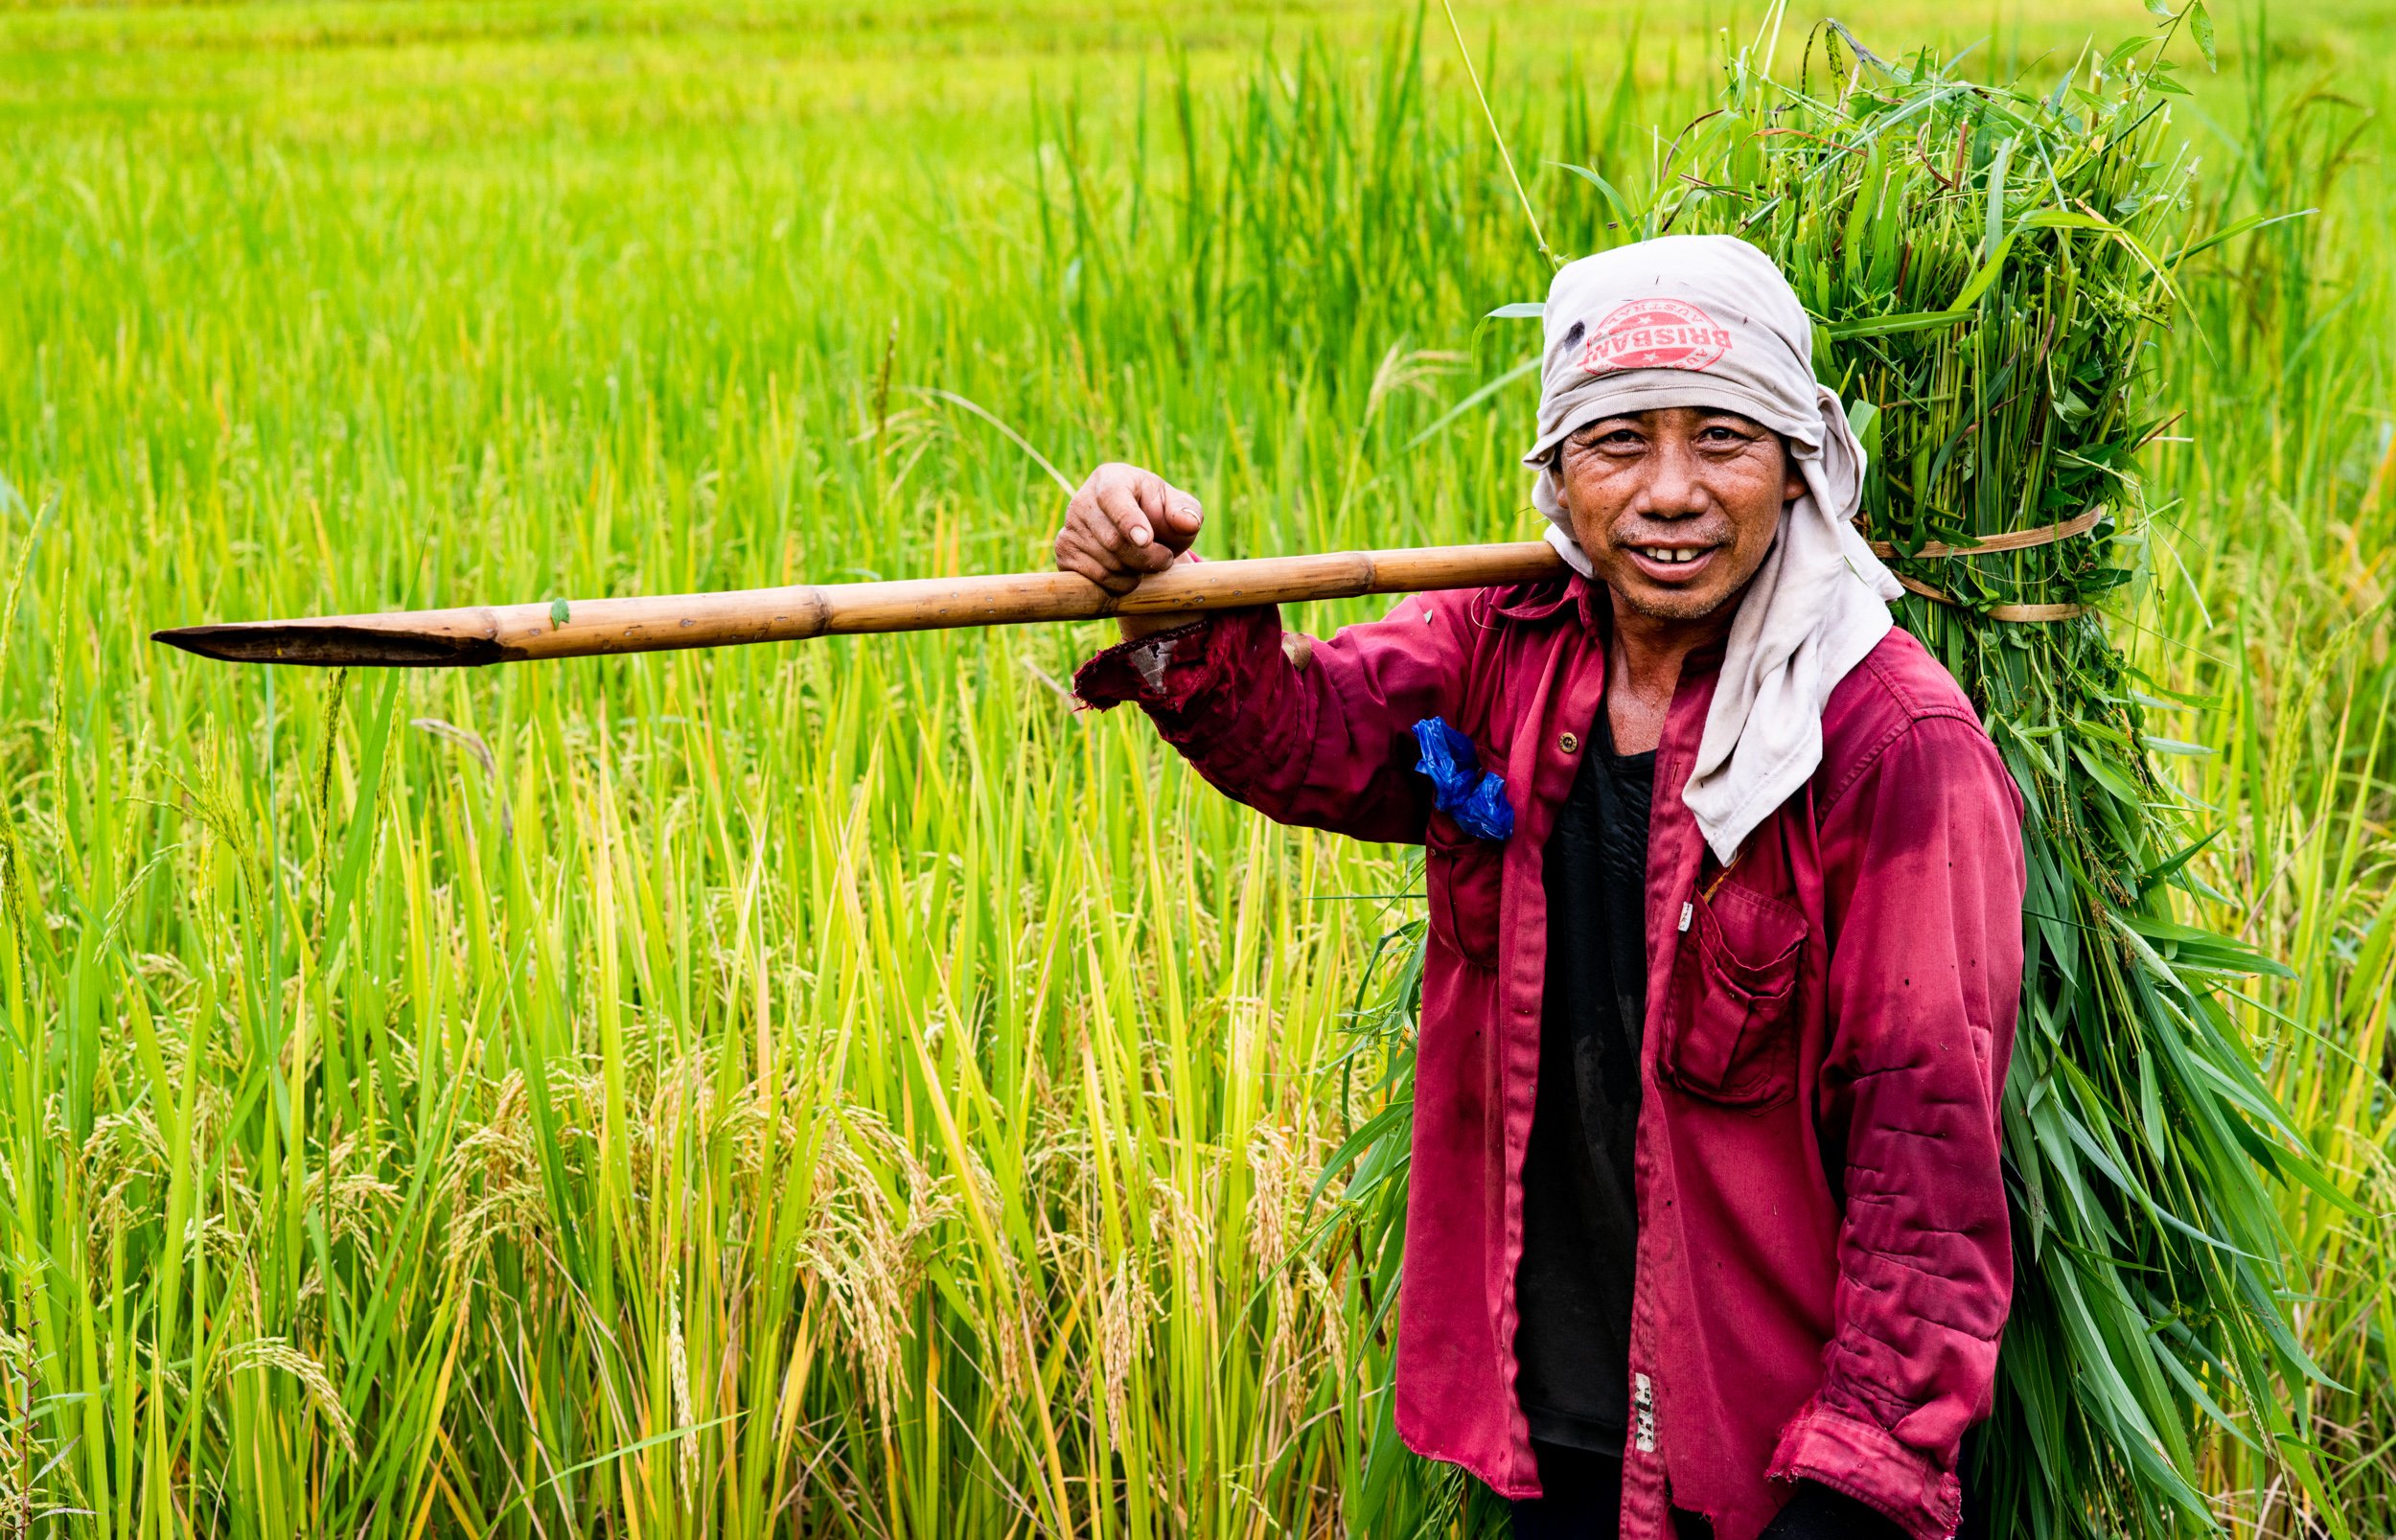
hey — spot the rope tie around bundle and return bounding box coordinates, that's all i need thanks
[1858,504,2108,622]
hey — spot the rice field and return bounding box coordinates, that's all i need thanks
[1,0,2391,1534]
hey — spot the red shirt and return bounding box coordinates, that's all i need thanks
[1074,574,2025,1540]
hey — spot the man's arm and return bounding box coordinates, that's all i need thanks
[1056,463,1469,845]
[1766,715,2026,1540]
[1075,600,1473,843]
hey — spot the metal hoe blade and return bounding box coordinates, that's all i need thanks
[150,624,513,669]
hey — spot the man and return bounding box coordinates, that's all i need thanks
[1056,236,2023,1540]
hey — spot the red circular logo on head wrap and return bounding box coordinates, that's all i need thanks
[1578,297,1733,374]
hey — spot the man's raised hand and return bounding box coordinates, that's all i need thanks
[1054,463,1204,595]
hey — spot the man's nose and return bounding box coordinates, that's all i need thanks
[1639,437,1709,516]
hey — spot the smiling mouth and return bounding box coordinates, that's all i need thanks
[1627,543,1719,571]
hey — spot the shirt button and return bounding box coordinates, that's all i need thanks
[1558,731,1580,753]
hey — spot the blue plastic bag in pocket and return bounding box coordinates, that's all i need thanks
[1411,717,1513,841]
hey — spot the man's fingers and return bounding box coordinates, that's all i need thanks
[1094,484,1178,571]
[1056,536,1141,594]
[1076,510,1167,572]
[1068,499,1142,564]
[1155,481,1204,546]
[1136,471,1203,550]
[1095,481,1158,552]
[1056,522,1146,593]
[1132,474,1171,537]
[1054,464,1199,589]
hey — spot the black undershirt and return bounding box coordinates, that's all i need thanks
[1512,711,1654,1454]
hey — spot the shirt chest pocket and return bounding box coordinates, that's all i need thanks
[1425,815,1503,970]
[1660,882,1806,1109]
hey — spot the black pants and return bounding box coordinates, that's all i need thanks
[1509,1443,1714,1540]
[1511,1442,1961,1540]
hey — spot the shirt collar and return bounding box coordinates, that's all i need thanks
[1488,571,1605,632]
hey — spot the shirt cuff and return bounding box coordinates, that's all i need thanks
[1071,620,1217,711]
[1766,1401,1963,1540]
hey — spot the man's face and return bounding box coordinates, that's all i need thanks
[1559,405,1804,623]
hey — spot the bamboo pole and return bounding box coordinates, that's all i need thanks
[150,541,1570,668]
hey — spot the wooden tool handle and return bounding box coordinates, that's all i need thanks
[150,540,1571,668]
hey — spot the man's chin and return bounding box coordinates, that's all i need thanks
[1610,583,1739,623]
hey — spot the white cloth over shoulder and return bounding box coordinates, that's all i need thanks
[1522,234,1905,863]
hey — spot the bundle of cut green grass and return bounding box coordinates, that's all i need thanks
[1614,15,2338,1538]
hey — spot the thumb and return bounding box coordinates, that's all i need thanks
[1156,484,1205,550]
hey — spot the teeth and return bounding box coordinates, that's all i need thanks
[1636,546,1702,564]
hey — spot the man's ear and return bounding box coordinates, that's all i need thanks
[1780,440,1807,506]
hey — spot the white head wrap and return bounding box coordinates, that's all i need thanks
[1523,234,1905,863]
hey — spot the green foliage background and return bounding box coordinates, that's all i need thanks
[0,1,2389,1534]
